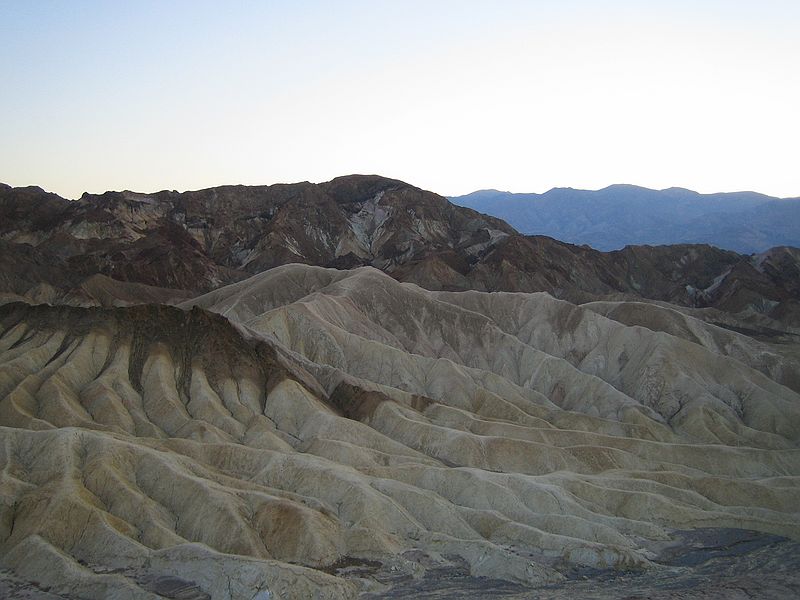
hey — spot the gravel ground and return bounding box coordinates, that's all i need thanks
[361,529,800,599]
[2,529,798,599]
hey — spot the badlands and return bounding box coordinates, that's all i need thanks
[0,177,798,598]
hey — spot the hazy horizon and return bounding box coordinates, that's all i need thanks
[2,1,798,200]
[4,176,799,202]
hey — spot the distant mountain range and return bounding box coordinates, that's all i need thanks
[450,185,800,253]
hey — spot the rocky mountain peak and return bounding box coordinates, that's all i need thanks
[320,174,412,204]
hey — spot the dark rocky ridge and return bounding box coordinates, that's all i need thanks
[2,175,799,328]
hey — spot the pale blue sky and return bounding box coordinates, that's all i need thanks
[1,1,798,198]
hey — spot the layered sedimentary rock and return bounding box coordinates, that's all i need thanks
[1,264,798,598]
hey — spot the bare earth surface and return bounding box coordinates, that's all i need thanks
[0,264,798,599]
[361,528,800,599]
[3,529,798,598]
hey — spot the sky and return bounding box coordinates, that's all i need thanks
[1,0,799,199]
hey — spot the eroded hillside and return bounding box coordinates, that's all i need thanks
[1,265,798,598]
